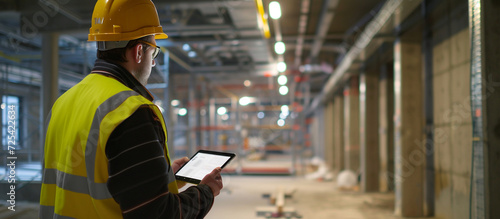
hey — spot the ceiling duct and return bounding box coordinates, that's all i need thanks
[308,0,403,114]
[309,0,341,62]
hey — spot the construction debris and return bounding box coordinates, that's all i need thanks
[256,187,302,218]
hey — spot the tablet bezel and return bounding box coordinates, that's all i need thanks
[174,150,236,184]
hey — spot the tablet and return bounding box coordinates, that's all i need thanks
[175,150,236,184]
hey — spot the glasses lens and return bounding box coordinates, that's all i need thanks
[139,40,160,59]
[153,47,160,59]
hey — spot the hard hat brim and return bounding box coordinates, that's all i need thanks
[155,32,168,40]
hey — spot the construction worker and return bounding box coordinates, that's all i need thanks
[39,0,223,218]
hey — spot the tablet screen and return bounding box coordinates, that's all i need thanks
[175,150,235,184]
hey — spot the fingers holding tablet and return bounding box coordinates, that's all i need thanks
[172,157,189,173]
[201,167,223,196]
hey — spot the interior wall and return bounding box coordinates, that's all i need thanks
[431,0,471,218]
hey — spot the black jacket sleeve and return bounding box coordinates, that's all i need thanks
[105,106,214,219]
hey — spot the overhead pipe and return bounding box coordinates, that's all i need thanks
[294,0,310,67]
[335,2,384,64]
[309,0,340,61]
[37,0,88,25]
[308,0,403,115]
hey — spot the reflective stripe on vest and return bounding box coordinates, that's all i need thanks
[39,205,75,219]
[40,74,178,218]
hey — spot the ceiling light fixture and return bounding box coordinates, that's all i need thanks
[239,96,252,106]
[279,86,289,95]
[281,105,289,113]
[178,108,187,116]
[217,107,227,115]
[269,1,282,19]
[277,75,287,85]
[171,99,180,107]
[244,80,252,87]
[274,41,285,54]
[257,111,265,119]
[277,61,287,73]
[277,119,285,127]
[188,51,197,58]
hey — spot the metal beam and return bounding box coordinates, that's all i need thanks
[309,0,340,61]
[294,0,311,67]
[310,0,403,113]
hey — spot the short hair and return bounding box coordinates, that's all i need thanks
[96,36,152,63]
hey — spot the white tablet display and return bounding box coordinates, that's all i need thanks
[175,150,235,184]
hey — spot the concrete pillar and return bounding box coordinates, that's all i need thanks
[393,40,424,217]
[41,33,59,153]
[209,98,216,148]
[195,83,202,149]
[343,77,360,172]
[333,94,345,173]
[162,50,174,155]
[324,101,335,171]
[422,0,435,213]
[360,69,380,192]
[200,81,208,147]
[187,72,196,156]
[474,1,500,218]
[231,97,241,154]
[379,63,395,192]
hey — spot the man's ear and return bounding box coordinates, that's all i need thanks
[131,43,144,64]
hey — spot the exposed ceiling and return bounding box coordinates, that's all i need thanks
[0,0,385,106]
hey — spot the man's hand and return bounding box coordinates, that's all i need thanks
[200,167,223,196]
[172,157,189,188]
[172,157,189,173]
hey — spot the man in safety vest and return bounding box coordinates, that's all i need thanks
[39,0,223,218]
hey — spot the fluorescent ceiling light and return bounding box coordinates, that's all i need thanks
[178,108,187,116]
[244,80,252,87]
[279,86,289,95]
[277,75,287,85]
[269,1,282,19]
[274,41,285,54]
[171,99,180,107]
[277,61,287,73]
[217,107,227,115]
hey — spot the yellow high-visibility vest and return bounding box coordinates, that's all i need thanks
[40,74,178,218]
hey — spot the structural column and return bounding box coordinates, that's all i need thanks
[472,1,500,218]
[209,98,216,149]
[360,69,380,192]
[324,101,335,171]
[333,93,344,173]
[343,77,360,172]
[187,72,197,156]
[162,50,174,155]
[393,40,424,217]
[41,33,59,151]
[378,63,394,192]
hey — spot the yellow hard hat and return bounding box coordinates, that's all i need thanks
[88,0,168,42]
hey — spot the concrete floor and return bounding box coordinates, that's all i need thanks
[0,175,435,219]
[206,175,429,219]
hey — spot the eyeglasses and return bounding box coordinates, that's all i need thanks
[137,40,161,59]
